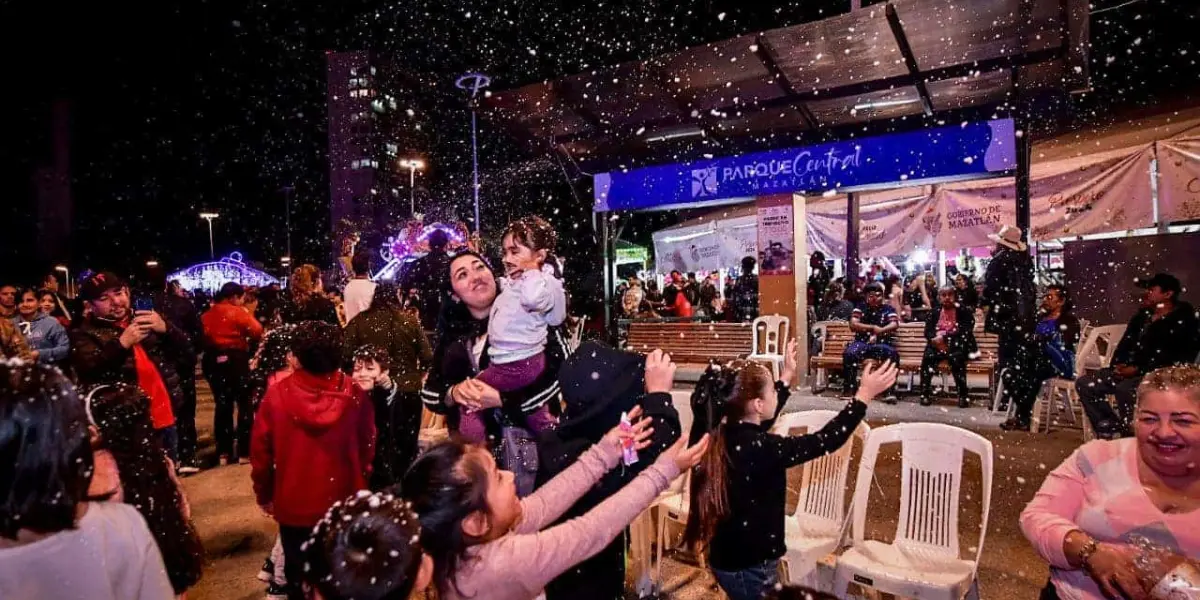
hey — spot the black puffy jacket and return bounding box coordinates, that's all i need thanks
[69,317,194,411]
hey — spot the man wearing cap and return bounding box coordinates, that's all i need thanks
[70,271,195,460]
[1078,273,1200,439]
[982,225,1038,415]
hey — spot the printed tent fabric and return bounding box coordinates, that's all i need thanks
[1158,122,1200,224]
[651,213,757,273]
[933,144,1156,248]
[805,187,938,258]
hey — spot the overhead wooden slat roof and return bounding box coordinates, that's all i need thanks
[482,0,1088,169]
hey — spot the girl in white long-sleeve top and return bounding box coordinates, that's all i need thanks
[457,216,565,444]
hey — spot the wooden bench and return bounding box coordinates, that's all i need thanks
[624,320,755,366]
[811,321,999,396]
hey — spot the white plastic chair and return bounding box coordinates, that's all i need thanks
[1030,321,1094,433]
[811,321,832,391]
[1089,324,1127,370]
[750,315,791,380]
[651,471,692,587]
[834,423,994,600]
[771,410,870,586]
[566,315,587,353]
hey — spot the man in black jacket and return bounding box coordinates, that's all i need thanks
[981,226,1038,413]
[1078,273,1200,439]
[399,228,453,332]
[920,286,976,408]
[156,279,204,473]
[539,343,682,600]
[70,272,195,461]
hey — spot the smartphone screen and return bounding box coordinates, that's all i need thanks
[134,296,155,312]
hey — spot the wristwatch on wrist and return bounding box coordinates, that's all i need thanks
[1077,537,1100,570]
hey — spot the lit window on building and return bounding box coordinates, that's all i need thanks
[385,143,399,157]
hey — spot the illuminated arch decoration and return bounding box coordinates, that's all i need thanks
[166,252,281,294]
[374,221,470,281]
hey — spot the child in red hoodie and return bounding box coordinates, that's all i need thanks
[250,321,375,600]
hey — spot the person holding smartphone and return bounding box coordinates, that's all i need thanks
[69,271,196,461]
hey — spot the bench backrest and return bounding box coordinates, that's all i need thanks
[817,321,999,363]
[626,321,754,360]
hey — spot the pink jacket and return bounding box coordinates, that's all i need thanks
[1020,438,1200,600]
[443,441,680,600]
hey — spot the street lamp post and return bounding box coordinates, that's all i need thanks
[280,186,294,261]
[399,159,425,216]
[456,73,490,232]
[199,212,220,260]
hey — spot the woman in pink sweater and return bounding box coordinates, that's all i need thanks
[1020,365,1200,600]
[403,407,709,600]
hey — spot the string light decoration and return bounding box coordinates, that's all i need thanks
[166,252,281,293]
[373,220,470,281]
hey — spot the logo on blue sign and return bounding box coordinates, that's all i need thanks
[691,167,719,198]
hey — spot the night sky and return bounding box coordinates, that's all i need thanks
[2,0,1197,287]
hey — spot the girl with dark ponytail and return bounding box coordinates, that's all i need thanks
[683,341,897,600]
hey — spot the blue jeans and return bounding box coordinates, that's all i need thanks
[712,559,779,600]
[158,425,179,463]
[842,341,899,391]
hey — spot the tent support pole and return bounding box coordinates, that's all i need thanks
[1016,119,1032,241]
[600,212,613,337]
[846,193,861,286]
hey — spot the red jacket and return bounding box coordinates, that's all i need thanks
[250,369,375,527]
[202,302,264,352]
[672,292,694,318]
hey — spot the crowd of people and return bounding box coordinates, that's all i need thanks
[615,255,761,322]
[3,217,1199,600]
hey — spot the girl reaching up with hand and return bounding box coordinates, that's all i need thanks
[684,340,898,600]
[403,405,710,600]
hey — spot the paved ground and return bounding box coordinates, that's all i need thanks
[184,380,1082,599]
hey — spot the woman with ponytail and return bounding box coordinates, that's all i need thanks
[684,341,897,600]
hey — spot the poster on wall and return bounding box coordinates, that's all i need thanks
[1158,133,1200,223]
[757,204,795,275]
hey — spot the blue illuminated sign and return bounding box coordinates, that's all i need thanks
[593,118,1016,212]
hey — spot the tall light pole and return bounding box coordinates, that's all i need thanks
[399,159,425,216]
[199,212,220,260]
[456,73,490,232]
[280,186,294,261]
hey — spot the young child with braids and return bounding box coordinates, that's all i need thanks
[683,340,898,600]
[302,489,432,600]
